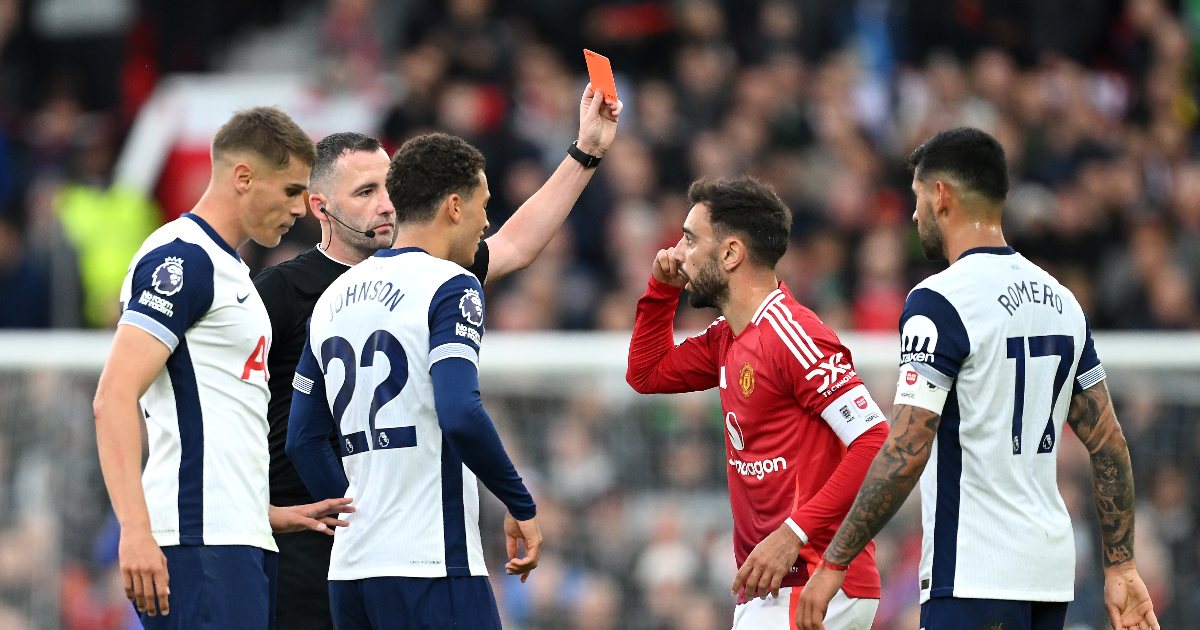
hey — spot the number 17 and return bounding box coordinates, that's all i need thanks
[1005,335,1074,455]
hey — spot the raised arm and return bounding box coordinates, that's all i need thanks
[626,248,721,394]
[484,84,622,282]
[1066,381,1157,630]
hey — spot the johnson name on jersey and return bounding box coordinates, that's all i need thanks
[294,247,498,581]
[117,213,274,550]
[893,246,1104,603]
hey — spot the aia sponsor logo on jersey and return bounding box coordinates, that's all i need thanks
[738,362,755,397]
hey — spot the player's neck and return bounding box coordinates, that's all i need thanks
[945,221,1007,262]
[722,271,780,335]
[392,225,453,261]
[190,188,248,251]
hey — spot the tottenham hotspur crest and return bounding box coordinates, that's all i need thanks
[459,288,484,326]
[152,256,185,296]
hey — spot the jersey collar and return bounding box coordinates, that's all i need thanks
[183,213,241,261]
[958,245,1016,260]
[374,246,427,258]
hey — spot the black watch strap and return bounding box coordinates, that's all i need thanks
[568,141,602,168]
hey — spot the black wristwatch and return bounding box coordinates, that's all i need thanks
[568,141,602,168]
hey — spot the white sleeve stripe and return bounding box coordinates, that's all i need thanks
[293,373,314,395]
[751,290,785,324]
[910,361,953,390]
[761,311,814,369]
[784,518,809,544]
[1076,364,1106,390]
[430,343,479,366]
[763,307,815,364]
[769,303,823,360]
[766,303,823,362]
[118,311,179,351]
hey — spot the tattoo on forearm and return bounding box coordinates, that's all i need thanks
[824,405,941,566]
[1067,382,1136,567]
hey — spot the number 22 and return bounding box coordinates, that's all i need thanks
[1006,335,1073,455]
[320,330,416,456]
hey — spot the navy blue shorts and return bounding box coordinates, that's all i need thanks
[329,576,500,630]
[139,545,278,630]
[920,597,1068,630]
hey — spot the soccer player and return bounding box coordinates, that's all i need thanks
[286,130,579,629]
[257,84,619,629]
[626,176,889,629]
[93,107,354,628]
[795,128,1159,630]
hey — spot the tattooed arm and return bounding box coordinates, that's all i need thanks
[1067,381,1158,630]
[794,404,940,630]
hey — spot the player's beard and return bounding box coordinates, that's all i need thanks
[686,257,729,310]
[917,201,946,261]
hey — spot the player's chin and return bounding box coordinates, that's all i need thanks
[252,231,285,248]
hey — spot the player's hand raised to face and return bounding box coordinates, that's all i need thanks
[119,526,170,617]
[652,247,688,288]
[504,512,542,583]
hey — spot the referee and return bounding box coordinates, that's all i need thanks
[255,84,620,629]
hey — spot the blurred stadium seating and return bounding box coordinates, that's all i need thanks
[0,0,1197,628]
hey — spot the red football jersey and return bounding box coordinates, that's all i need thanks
[628,279,885,600]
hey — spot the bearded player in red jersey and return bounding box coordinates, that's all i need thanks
[627,177,888,629]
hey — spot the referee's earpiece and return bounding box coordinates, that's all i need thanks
[319,204,328,215]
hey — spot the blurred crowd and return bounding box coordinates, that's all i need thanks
[1,0,1199,629]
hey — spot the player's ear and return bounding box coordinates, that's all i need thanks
[722,237,745,271]
[232,162,254,194]
[444,193,462,224]
[934,180,954,216]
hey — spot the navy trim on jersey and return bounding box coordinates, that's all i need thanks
[440,438,470,575]
[931,386,962,598]
[1074,315,1105,395]
[373,246,427,258]
[957,245,1016,259]
[428,274,484,358]
[430,359,536,520]
[166,339,205,544]
[288,332,350,501]
[183,213,241,261]
[900,288,970,381]
[122,239,215,346]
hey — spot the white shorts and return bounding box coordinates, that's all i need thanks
[731,587,878,630]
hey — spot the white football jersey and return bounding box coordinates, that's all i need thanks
[297,247,492,580]
[896,246,1104,603]
[118,213,274,550]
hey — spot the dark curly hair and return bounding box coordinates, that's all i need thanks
[386,133,486,225]
[687,176,792,268]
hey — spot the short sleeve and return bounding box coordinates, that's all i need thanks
[1074,315,1105,394]
[466,240,489,284]
[899,288,970,388]
[119,240,214,352]
[428,273,485,367]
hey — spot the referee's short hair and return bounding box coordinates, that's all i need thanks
[310,132,383,192]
